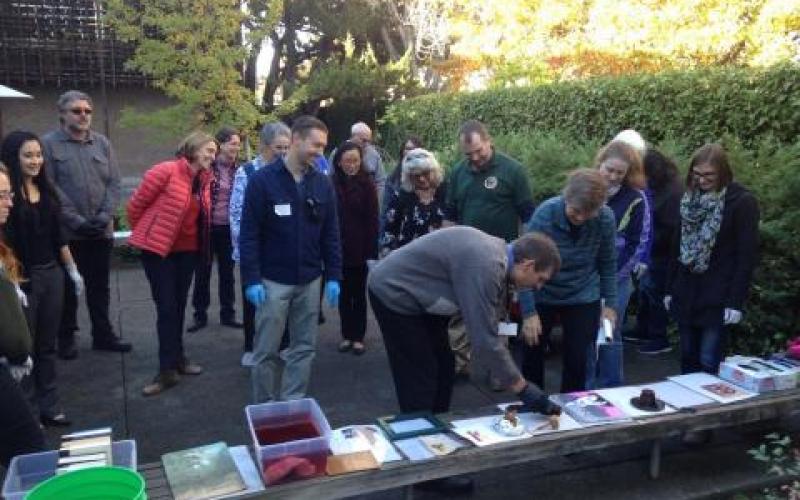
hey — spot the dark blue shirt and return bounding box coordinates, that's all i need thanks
[240,159,342,287]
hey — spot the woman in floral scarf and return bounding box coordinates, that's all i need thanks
[665,144,759,376]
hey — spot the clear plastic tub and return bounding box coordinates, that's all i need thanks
[1,440,136,500]
[245,398,331,485]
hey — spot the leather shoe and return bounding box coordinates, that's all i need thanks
[414,476,475,495]
[92,337,132,353]
[221,318,243,329]
[186,319,207,333]
[58,343,78,360]
[41,413,72,427]
[142,370,180,397]
[178,360,203,375]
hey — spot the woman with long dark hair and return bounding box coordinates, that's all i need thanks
[332,141,379,355]
[1,130,83,427]
[0,162,47,466]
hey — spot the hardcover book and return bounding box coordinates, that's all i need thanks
[162,442,246,500]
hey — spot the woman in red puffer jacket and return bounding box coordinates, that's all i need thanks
[127,131,216,397]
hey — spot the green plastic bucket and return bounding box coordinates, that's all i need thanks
[25,466,146,500]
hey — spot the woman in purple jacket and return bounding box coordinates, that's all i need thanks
[332,141,379,355]
[588,140,650,388]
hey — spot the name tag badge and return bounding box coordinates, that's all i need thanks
[498,321,518,337]
[274,203,292,217]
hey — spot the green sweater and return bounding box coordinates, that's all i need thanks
[445,150,534,242]
[0,268,32,363]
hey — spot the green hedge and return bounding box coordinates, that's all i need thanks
[380,64,800,155]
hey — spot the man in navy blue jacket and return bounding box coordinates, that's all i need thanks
[240,116,342,403]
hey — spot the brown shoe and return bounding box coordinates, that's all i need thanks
[178,360,203,375]
[142,370,179,397]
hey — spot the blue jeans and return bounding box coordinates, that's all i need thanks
[252,277,321,403]
[636,263,669,344]
[586,276,631,389]
[679,324,726,374]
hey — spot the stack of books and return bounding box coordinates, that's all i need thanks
[57,427,112,475]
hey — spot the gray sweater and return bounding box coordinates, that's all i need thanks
[368,226,521,387]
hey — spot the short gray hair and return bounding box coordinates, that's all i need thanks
[259,121,290,146]
[57,90,92,112]
[351,122,371,136]
[400,148,443,192]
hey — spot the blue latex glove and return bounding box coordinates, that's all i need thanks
[245,284,267,307]
[325,280,340,307]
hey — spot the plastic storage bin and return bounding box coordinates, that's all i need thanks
[245,398,331,485]
[1,440,136,500]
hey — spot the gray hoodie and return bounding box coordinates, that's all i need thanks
[368,226,521,387]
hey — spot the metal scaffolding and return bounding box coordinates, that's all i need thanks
[0,0,148,88]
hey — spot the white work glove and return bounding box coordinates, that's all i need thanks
[663,295,672,311]
[633,262,648,279]
[14,283,28,307]
[723,308,742,325]
[65,263,84,296]
[9,356,33,382]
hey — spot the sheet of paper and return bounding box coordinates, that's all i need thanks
[394,438,435,461]
[636,380,715,408]
[418,433,465,456]
[669,373,756,404]
[595,386,678,418]
[451,407,583,447]
[330,425,402,464]
[388,418,435,435]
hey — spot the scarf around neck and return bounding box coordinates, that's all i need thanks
[678,187,726,273]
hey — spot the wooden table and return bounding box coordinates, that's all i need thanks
[142,388,800,500]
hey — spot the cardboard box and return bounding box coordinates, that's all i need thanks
[719,356,798,393]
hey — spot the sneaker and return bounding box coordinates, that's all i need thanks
[639,340,673,355]
[177,359,203,375]
[241,351,255,367]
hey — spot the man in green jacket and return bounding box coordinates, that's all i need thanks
[444,120,535,383]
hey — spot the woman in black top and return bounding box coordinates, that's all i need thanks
[1,131,84,427]
[665,144,759,374]
[0,162,46,466]
[380,148,446,257]
[332,141,379,355]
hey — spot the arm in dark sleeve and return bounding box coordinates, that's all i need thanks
[320,178,343,281]
[665,212,682,295]
[618,198,645,276]
[513,167,535,224]
[0,277,32,363]
[443,170,459,223]
[239,177,265,287]
[727,194,760,310]
[380,192,404,254]
[97,138,121,221]
[365,183,379,259]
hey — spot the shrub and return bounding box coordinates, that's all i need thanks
[379,64,800,155]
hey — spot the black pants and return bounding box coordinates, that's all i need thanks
[340,265,368,342]
[0,364,46,468]
[192,225,236,323]
[520,301,600,393]
[141,251,197,372]
[369,291,453,414]
[22,261,64,418]
[60,238,115,345]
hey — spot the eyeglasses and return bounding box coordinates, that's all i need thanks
[0,190,14,201]
[691,170,717,180]
[69,108,93,115]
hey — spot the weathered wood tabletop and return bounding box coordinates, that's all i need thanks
[142,388,800,500]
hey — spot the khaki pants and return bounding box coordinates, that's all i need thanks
[448,315,471,374]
